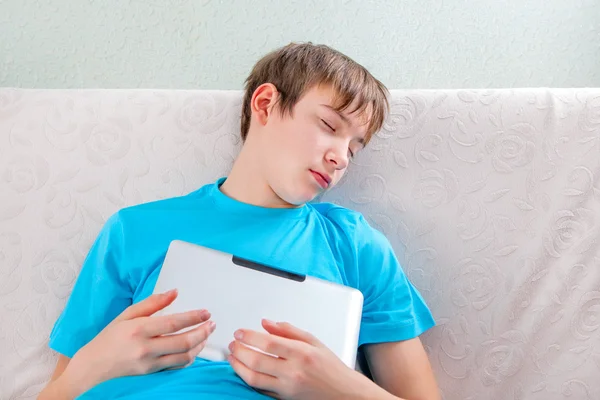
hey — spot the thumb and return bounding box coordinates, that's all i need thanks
[115,289,178,322]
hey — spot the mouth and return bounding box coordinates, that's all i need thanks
[310,170,331,189]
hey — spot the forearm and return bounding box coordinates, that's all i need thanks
[351,371,405,400]
[360,378,441,400]
[363,339,441,400]
[37,367,94,400]
[354,370,442,400]
[358,381,433,400]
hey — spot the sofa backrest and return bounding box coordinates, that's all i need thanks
[1,88,599,399]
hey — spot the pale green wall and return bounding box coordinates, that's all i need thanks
[1,0,599,89]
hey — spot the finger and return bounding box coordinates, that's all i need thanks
[162,339,208,371]
[227,353,279,393]
[258,389,282,399]
[233,328,291,359]
[261,319,323,347]
[144,309,211,337]
[151,319,216,355]
[154,339,207,372]
[229,339,282,377]
[116,289,178,322]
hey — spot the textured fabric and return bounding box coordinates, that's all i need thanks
[1,88,599,399]
[48,177,433,399]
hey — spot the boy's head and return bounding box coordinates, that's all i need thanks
[239,42,389,206]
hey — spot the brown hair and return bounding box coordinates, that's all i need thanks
[240,42,389,144]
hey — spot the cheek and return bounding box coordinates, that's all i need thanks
[292,120,323,146]
[277,123,313,150]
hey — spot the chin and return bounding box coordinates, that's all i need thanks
[283,192,316,206]
[276,185,319,206]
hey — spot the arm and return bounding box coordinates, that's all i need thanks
[228,319,401,400]
[38,356,81,400]
[347,214,437,399]
[229,320,441,400]
[38,355,102,400]
[364,338,440,400]
[38,290,215,400]
[49,355,70,382]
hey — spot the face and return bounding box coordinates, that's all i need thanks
[251,84,370,206]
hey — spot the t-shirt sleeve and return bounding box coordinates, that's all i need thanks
[49,212,133,358]
[353,215,435,346]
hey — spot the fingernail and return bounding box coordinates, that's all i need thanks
[263,319,275,325]
[234,330,243,340]
[228,341,234,352]
[209,321,216,332]
[164,288,177,296]
[198,309,210,319]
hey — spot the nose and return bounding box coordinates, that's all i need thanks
[325,147,349,170]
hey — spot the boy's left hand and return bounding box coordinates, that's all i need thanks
[227,319,376,400]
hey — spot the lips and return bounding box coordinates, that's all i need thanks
[310,170,331,189]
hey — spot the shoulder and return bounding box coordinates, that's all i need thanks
[311,202,362,225]
[310,202,390,252]
[111,186,210,225]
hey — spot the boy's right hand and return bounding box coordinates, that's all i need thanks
[64,289,215,391]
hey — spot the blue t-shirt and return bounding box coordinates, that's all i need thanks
[49,177,434,399]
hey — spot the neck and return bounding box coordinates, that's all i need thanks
[220,139,299,209]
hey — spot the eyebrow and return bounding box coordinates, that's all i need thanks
[320,104,366,145]
[321,104,349,124]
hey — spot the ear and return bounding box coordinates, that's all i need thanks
[250,83,279,127]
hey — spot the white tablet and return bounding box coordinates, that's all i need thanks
[152,240,363,368]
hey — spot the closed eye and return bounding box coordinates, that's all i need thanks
[321,119,335,132]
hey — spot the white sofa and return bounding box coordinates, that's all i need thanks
[1,88,599,399]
